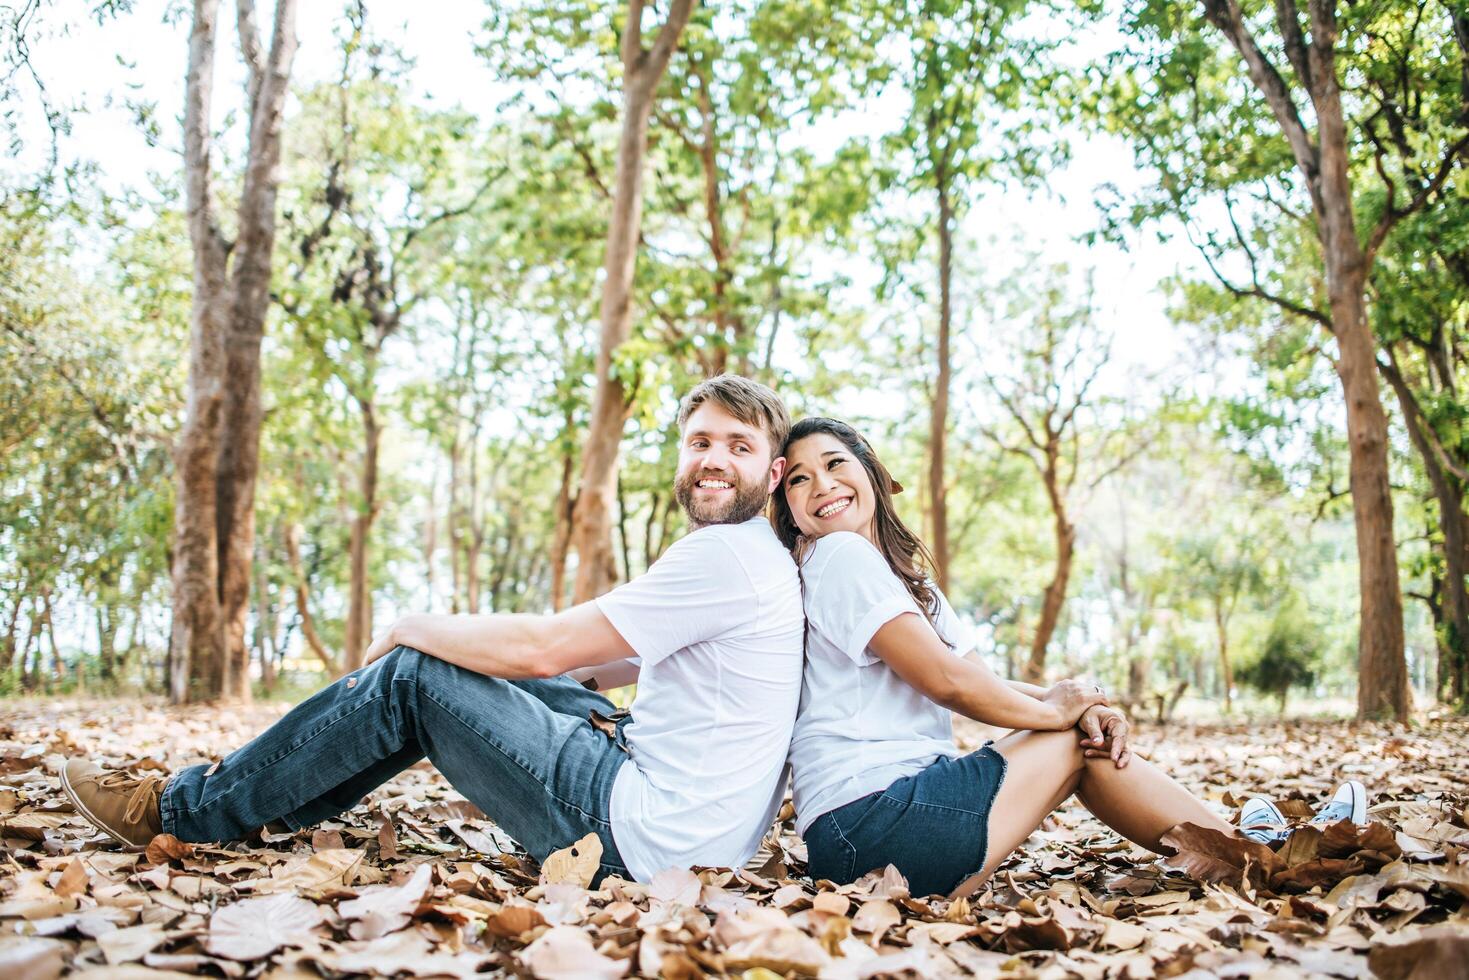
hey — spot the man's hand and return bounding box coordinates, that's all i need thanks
[363,617,409,667]
[1077,705,1131,768]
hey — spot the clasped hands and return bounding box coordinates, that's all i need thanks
[1042,678,1132,768]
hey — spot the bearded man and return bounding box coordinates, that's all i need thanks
[61,375,802,884]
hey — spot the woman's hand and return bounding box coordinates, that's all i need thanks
[1041,679,1109,729]
[1077,705,1132,768]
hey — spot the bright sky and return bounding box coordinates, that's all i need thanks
[11,0,1223,407]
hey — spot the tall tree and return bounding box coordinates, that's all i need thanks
[279,41,493,669]
[570,0,697,603]
[1110,1,1469,720]
[980,268,1143,683]
[894,0,1059,592]
[171,0,297,703]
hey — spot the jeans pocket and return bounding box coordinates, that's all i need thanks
[804,811,857,884]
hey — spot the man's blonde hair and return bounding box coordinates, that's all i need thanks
[677,375,791,456]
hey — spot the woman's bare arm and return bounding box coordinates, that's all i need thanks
[869,614,1105,730]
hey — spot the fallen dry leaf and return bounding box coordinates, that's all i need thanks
[143,834,194,865]
[522,924,629,979]
[539,833,602,888]
[337,862,433,940]
[206,893,326,960]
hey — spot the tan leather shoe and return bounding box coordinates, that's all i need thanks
[60,759,167,846]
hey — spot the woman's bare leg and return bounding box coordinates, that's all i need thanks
[949,729,1234,898]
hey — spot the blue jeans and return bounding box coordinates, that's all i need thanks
[160,646,631,881]
[803,745,1007,898]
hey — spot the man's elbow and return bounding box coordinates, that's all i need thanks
[526,655,564,680]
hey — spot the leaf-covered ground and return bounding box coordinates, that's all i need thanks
[1,700,1467,979]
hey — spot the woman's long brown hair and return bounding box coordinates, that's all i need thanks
[770,417,942,624]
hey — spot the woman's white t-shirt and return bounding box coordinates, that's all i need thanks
[788,531,975,836]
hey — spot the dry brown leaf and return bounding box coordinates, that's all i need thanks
[376,811,400,860]
[648,867,701,907]
[1,813,68,840]
[97,923,168,965]
[0,937,66,980]
[143,834,194,865]
[484,904,547,938]
[246,846,364,893]
[722,926,830,974]
[522,925,629,979]
[1366,925,1469,980]
[206,893,326,961]
[1098,917,1150,950]
[540,833,602,888]
[308,928,492,977]
[811,891,850,916]
[907,920,979,944]
[850,899,901,945]
[53,858,88,899]
[338,862,433,940]
[310,828,345,851]
[1161,822,1281,886]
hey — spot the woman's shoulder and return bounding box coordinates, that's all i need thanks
[803,531,886,569]
[801,532,904,599]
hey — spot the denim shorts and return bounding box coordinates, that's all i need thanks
[803,745,1008,898]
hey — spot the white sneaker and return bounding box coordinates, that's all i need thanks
[1238,796,1289,846]
[1311,780,1367,826]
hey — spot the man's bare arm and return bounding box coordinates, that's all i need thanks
[363,602,637,679]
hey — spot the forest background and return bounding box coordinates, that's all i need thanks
[2,0,1467,724]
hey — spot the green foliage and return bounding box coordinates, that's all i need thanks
[1239,596,1322,715]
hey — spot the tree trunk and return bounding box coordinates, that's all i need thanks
[1213,602,1234,713]
[171,0,230,705]
[1381,355,1469,707]
[343,395,380,672]
[549,440,576,613]
[19,600,41,691]
[570,0,697,604]
[1023,467,1074,684]
[42,588,62,690]
[1327,260,1408,721]
[284,523,343,676]
[171,0,296,704]
[448,426,463,614]
[466,421,484,614]
[255,558,275,693]
[929,152,953,592]
[97,605,117,683]
[0,591,20,674]
[423,465,438,609]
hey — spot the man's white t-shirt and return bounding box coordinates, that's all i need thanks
[595,516,803,881]
[787,531,975,836]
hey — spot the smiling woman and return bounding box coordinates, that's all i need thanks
[769,416,1367,899]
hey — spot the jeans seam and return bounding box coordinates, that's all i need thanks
[829,813,860,882]
[417,685,615,831]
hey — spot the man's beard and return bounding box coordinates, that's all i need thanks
[674,466,771,528]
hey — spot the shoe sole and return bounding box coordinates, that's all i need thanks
[1342,779,1367,824]
[59,764,141,848]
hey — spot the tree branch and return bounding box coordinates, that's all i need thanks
[1202,0,1324,217]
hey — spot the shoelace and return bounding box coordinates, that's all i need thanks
[94,771,167,825]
